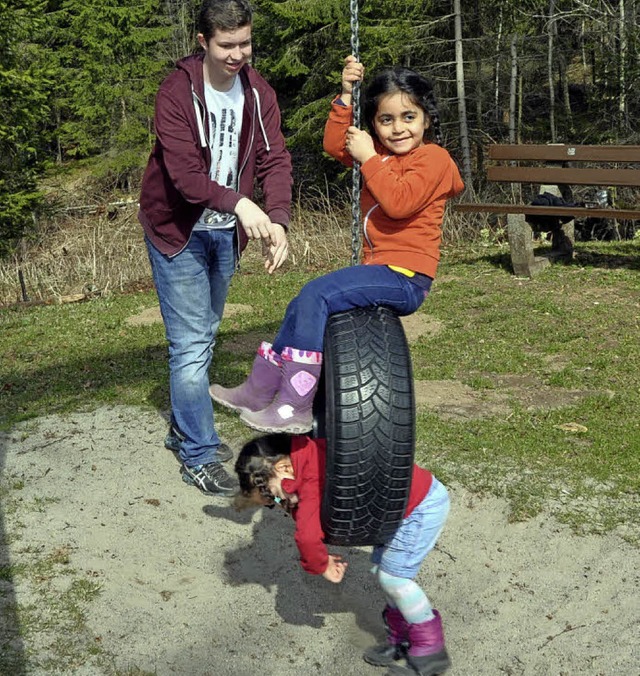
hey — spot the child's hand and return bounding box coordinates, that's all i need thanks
[340,55,364,103]
[345,126,376,164]
[322,554,348,583]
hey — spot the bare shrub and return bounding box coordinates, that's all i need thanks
[0,184,466,307]
[286,185,353,267]
[0,188,354,306]
[0,206,149,306]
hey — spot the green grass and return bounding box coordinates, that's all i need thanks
[1,240,638,531]
[411,241,640,535]
[1,238,638,672]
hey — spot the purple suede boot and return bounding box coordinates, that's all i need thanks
[209,342,281,414]
[387,610,451,675]
[239,348,322,433]
[363,605,409,667]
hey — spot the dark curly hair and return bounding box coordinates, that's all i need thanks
[363,66,443,146]
[234,434,292,510]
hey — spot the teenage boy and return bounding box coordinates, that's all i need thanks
[138,0,292,496]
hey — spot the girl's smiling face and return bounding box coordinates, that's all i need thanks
[372,91,431,155]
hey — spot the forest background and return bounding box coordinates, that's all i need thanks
[1,0,638,273]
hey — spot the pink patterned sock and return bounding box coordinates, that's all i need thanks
[281,347,323,365]
[257,341,281,366]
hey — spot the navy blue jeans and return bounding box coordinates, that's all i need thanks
[146,230,236,467]
[272,265,430,353]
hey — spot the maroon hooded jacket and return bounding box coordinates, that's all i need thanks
[138,53,293,257]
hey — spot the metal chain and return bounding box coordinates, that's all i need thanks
[349,0,362,266]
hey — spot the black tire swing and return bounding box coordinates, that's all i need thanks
[313,1,416,547]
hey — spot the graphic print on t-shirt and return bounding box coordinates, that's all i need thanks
[195,77,244,231]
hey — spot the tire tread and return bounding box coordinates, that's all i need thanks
[316,306,415,547]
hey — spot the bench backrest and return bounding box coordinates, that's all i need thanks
[487,144,640,187]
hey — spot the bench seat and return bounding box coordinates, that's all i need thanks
[453,203,640,220]
[452,143,640,277]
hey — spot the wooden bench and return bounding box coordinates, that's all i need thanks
[453,144,640,277]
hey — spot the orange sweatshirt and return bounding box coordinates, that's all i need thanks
[323,99,464,279]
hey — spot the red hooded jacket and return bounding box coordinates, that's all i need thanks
[138,53,293,257]
[283,436,433,575]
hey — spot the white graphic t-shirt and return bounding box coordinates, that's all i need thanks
[194,75,244,231]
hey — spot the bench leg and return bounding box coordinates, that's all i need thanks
[507,213,550,277]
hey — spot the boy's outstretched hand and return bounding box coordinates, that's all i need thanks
[262,223,288,274]
[323,554,348,583]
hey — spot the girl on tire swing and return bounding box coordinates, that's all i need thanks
[234,433,452,675]
[211,55,464,434]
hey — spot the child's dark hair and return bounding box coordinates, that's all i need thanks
[363,67,443,146]
[234,433,291,509]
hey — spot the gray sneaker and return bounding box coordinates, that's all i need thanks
[164,425,233,463]
[180,462,237,496]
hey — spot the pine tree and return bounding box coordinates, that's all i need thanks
[49,0,171,186]
[0,0,51,257]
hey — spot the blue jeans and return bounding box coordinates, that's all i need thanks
[145,230,236,467]
[272,265,430,352]
[371,478,450,578]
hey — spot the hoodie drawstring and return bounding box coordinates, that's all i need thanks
[252,87,270,152]
[192,85,207,148]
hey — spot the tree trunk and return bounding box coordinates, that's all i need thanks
[547,0,557,142]
[619,0,628,130]
[473,0,484,176]
[509,34,517,144]
[453,0,473,189]
[165,0,194,61]
[557,51,573,137]
[518,72,523,144]
[493,6,504,125]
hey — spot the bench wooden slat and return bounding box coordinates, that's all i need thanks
[458,142,639,278]
[453,203,640,219]
[488,144,640,163]
[487,165,640,187]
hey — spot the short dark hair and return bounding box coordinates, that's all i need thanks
[197,0,253,41]
[363,66,443,145]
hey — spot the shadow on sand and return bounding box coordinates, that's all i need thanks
[0,429,27,674]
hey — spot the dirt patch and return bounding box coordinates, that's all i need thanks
[0,406,637,675]
[414,376,607,421]
[400,313,444,343]
[125,303,253,327]
[125,305,164,327]
[217,330,269,357]
[414,380,511,419]
[126,305,443,339]
[213,310,445,357]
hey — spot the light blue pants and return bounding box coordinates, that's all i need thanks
[372,477,450,578]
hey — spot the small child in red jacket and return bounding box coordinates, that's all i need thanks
[234,433,451,675]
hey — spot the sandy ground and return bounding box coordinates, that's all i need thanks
[1,404,638,676]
